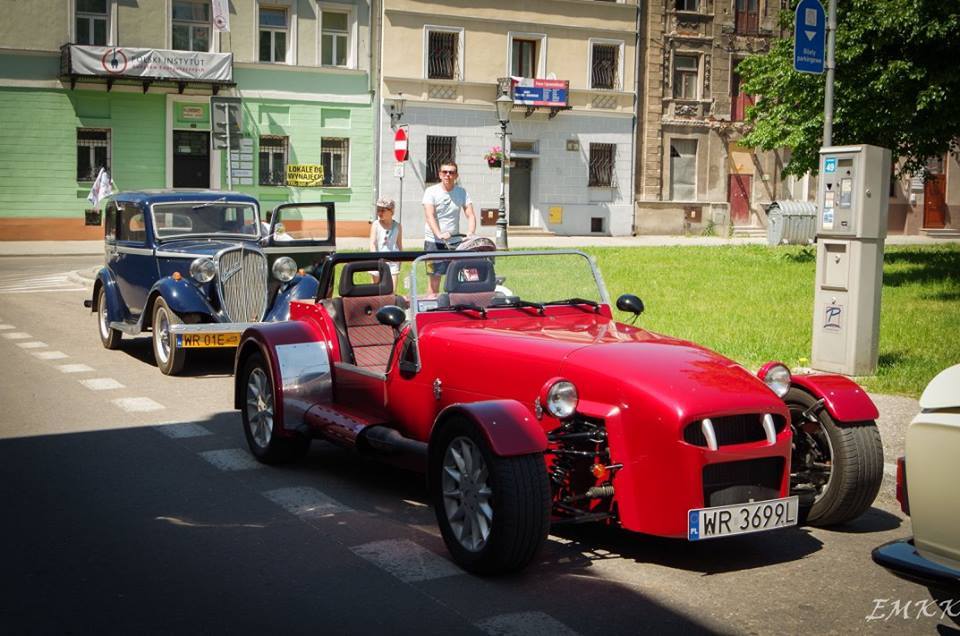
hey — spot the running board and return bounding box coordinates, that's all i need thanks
[109,321,142,335]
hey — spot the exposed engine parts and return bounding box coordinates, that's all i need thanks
[547,416,618,523]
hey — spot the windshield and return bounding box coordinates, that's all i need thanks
[407,250,608,316]
[151,202,261,240]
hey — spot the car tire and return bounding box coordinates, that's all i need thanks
[152,297,186,376]
[430,417,550,575]
[240,352,310,464]
[96,286,121,350]
[787,387,883,526]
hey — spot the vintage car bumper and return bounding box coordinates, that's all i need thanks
[169,322,257,348]
[872,538,960,592]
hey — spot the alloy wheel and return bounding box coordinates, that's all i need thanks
[441,436,493,552]
[245,367,273,449]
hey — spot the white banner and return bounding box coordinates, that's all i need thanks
[67,45,232,82]
[211,0,230,32]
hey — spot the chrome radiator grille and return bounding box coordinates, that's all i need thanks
[216,247,268,322]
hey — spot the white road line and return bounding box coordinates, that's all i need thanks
[0,287,87,294]
[263,486,352,518]
[79,378,125,391]
[350,539,461,583]
[17,341,48,349]
[475,612,580,636]
[57,364,94,373]
[111,397,165,412]
[153,422,212,439]
[2,332,31,339]
[0,273,86,294]
[199,449,264,471]
[33,351,68,360]
[0,324,15,330]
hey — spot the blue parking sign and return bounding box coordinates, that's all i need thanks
[794,0,825,74]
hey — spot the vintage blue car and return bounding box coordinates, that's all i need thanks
[86,190,335,374]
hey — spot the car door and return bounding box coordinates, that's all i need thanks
[114,202,157,318]
[265,202,337,276]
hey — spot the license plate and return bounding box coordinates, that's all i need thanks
[175,333,241,348]
[688,496,798,541]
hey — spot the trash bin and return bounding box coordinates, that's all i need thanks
[766,201,817,246]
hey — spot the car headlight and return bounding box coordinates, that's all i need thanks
[189,257,216,283]
[272,256,297,282]
[759,362,791,398]
[545,380,579,419]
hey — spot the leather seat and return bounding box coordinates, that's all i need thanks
[443,258,497,307]
[334,260,399,370]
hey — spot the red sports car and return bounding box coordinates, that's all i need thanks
[233,248,883,574]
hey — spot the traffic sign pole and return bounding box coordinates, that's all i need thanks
[393,128,409,226]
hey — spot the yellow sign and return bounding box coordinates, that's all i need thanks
[286,164,325,187]
[548,206,563,224]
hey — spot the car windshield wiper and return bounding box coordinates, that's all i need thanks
[192,197,228,210]
[543,298,601,312]
[431,303,487,318]
[490,298,545,315]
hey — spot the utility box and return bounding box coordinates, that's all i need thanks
[811,145,891,376]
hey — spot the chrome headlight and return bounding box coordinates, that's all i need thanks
[272,256,297,282]
[546,380,579,419]
[189,257,216,283]
[760,363,791,398]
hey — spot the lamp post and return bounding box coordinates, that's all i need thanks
[494,89,513,249]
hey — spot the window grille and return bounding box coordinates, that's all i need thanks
[172,0,210,52]
[591,44,619,90]
[76,0,108,45]
[259,136,288,186]
[321,138,350,187]
[259,7,288,63]
[322,11,349,66]
[673,54,699,99]
[77,128,111,182]
[588,143,615,187]
[425,136,456,183]
[428,31,459,80]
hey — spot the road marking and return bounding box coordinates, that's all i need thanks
[350,539,461,583]
[57,363,94,373]
[263,486,352,518]
[0,273,86,294]
[3,332,31,339]
[79,378,125,391]
[476,612,580,636]
[111,397,165,412]
[17,341,48,349]
[33,351,68,360]
[0,324,15,330]
[199,449,264,471]
[153,422,212,439]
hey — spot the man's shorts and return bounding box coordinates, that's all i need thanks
[424,240,450,275]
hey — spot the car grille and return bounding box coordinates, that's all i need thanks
[683,414,787,447]
[702,457,785,507]
[216,246,268,322]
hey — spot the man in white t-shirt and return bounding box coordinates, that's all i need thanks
[422,161,476,294]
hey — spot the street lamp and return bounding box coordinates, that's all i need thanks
[389,93,405,130]
[495,90,513,249]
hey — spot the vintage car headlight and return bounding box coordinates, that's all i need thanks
[189,257,216,283]
[272,256,297,282]
[545,380,579,419]
[759,362,791,398]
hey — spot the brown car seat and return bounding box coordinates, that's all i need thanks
[444,258,497,307]
[337,260,399,370]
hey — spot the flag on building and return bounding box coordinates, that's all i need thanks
[87,168,113,208]
[212,0,230,32]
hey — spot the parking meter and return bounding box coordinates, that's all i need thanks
[811,145,891,376]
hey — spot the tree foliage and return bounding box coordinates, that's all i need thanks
[737,0,960,176]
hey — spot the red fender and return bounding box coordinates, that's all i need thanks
[432,400,547,457]
[790,374,879,422]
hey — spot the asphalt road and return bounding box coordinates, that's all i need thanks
[0,256,955,635]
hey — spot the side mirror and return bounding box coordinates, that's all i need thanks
[376,305,406,329]
[616,294,645,316]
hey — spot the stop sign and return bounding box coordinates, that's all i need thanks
[394,127,408,162]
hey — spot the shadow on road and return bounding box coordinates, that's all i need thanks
[113,336,235,377]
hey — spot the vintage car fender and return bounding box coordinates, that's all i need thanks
[429,400,548,458]
[234,320,328,437]
[790,373,879,422]
[145,277,220,326]
[263,274,320,322]
[93,268,127,324]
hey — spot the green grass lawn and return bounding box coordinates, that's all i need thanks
[583,243,960,398]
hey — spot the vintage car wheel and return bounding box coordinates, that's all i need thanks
[787,387,883,526]
[240,352,310,464]
[96,287,121,350]
[152,298,186,375]
[431,418,550,575]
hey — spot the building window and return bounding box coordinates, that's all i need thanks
[669,139,697,200]
[673,54,700,99]
[258,7,288,63]
[321,11,349,67]
[77,128,110,182]
[259,136,288,186]
[590,43,620,90]
[76,0,108,45]
[588,143,615,187]
[427,29,460,80]
[321,138,349,187]
[676,0,699,10]
[512,39,538,78]
[172,0,210,52]
[735,0,759,35]
[425,136,456,183]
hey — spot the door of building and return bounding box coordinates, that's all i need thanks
[509,159,532,225]
[923,174,947,228]
[728,173,752,224]
[173,131,210,188]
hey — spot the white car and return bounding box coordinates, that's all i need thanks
[872,364,960,599]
